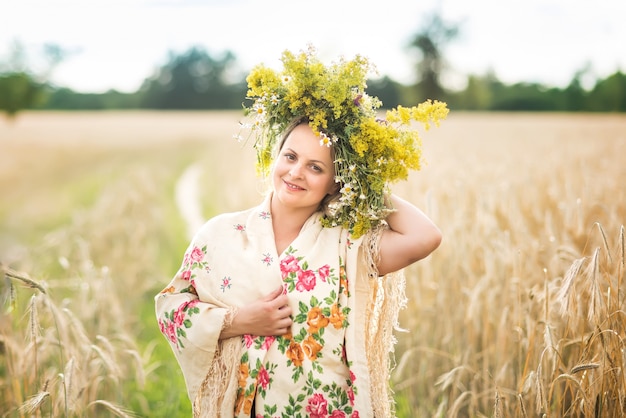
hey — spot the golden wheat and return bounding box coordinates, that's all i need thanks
[1,111,625,416]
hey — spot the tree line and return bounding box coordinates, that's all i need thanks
[2,14,625,118]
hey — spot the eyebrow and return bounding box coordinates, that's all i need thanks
[284,148,329,168]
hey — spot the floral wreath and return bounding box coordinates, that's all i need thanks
[239,45,448,238]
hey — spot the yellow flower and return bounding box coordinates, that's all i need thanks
[240,45,448,238]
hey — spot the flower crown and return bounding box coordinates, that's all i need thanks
[240,45,448,238]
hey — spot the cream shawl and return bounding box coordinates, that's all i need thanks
[155,194,406,417]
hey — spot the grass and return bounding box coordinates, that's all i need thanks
[1,110,625,417]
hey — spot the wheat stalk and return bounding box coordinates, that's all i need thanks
[2,264,47,294]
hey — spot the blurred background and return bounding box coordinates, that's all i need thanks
[2,0,626,116]
[2,1,626,417]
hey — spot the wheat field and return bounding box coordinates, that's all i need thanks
[1,111,625,417]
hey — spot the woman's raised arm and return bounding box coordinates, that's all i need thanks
[376,194,442,276]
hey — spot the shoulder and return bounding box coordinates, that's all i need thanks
[193,206,256,240]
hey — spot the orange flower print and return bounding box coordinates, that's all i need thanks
[235,390,245,415]
[307,306,329,334]
[238,362,249,388]
[243,394,254,415]
[302,334,323,361]
[160,285,175,294]
[286,340,304,367]
[339,265,349,295]
[329,303,345,329]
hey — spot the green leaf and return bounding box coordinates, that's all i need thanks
[299,301,308,314]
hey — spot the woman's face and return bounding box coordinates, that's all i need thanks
[272,123,337,215]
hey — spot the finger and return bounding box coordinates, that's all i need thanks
[273,307,292,321]
[272,296,292,312]
[276,326,292,336]
[278,304,292,316]
[262,286,284,302]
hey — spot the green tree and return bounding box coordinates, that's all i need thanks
[0,40,65,120]
[408,13,459,101]
[453,73,494,110]
[367,76,403,108]
[139,47,246,109]
[0,72,44,119]
[588,71,626,112]
[563,64,592,111]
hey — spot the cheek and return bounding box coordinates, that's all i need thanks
[271,160,285,177]
[322,176,338,194]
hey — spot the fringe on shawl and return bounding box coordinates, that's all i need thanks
[193,307,241,418]
[362,225,408,418]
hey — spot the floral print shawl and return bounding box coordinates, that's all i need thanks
[155,193,406,417]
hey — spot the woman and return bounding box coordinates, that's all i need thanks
[156,46,448,417]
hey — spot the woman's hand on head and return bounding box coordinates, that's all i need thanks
[220,286,293,339]
[377,194,442,276]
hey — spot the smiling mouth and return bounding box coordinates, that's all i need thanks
[284,180,305,191]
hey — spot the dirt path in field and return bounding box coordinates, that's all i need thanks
[175,163,205,240]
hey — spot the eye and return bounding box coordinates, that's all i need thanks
[283,152,296,161]
[310,164,322,173]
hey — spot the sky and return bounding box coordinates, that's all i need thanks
[1,0,625,93]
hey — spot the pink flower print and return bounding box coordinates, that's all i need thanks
[280,255,301,279]
[346,238,353,249]
[349,370,356,383]
[318,264,330,282]
[306,393,328,418]
[296,269,316,292]
[181,269,192,281]
[257,365,270,390]
[351,412,360,418]
[330,410,346,418]
[189,246,204,263]
[234,223,245,232]
[220,276,232,292]
[159,320,177,344]
[258,210,270,220]
[261,336,275,350]
[261,253,273,266]
[176,300,199,327]
[243,334,255,348]
[173,304,187,327]
[347,387,355,405]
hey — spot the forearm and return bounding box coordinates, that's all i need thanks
[385,194,440,239]
[219,307,249,340]
[377,194,442,275]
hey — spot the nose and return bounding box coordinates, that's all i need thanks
[289,163,304,179]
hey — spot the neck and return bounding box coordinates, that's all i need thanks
[270,195,315,233]
[270,194,318,255]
